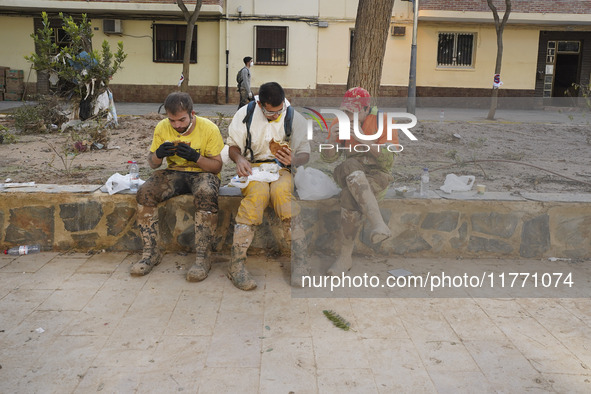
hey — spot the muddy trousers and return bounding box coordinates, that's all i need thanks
[131,170,220,277]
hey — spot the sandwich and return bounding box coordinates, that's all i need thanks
[269,138,290,156]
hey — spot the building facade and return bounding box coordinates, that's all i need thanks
[0,0,589,104]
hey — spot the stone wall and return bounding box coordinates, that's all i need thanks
[1,188,590,259]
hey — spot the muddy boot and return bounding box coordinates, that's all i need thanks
[284,216,310,287]
[346,170,391,244]
[187,211,217,282]
[327,208,362,276]
[227,224,257,291]
[130,205,162,276]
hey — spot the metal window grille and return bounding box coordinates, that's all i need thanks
[437,33,474,67]
[153,24,197,63]
[255,26,288,65]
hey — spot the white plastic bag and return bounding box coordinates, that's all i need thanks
[103,173,145,195]
[439,174,475,194]
[294,166,341,200]
[228,166,281,189]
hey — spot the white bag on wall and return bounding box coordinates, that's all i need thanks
[294,167,341,200]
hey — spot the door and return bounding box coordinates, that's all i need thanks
[542,40,581,98]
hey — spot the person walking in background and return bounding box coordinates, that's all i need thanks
[130,92,224,282]
[237,56,254,109]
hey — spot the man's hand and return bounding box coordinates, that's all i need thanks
[155,142,176,159]
[176,143,201,163]
[275,146,292,166]
[235,155,253,178]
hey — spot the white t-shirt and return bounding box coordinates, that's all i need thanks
[227,99,310,162]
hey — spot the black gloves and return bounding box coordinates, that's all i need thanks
[176,143,201,163]
[155,142,176,159]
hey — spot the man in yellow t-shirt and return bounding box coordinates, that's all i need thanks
[131,92,224,281]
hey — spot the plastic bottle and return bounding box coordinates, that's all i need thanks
[439,110,445,123]
[4,244,41,255]
[128,160,139,192]
[420,168,430,197]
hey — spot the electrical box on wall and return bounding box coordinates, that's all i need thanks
[391,26,406,36]
[103,19,123,34]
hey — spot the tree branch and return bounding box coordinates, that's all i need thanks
[176,0,190,21]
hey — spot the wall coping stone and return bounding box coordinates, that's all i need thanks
[2,184,590,203]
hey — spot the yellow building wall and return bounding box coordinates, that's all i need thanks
[317,0,414,86]
[0,16,37,82]
[95,19,220,86]
[416,23,539,90]
[225,20,319,90]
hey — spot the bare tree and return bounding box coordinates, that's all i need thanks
[347,0,396,97]
[176,0,203,92]
[486,0,512,120]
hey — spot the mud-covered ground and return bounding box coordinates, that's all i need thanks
[1,110,590,194]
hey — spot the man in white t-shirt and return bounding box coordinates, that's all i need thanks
[226,82,310,290]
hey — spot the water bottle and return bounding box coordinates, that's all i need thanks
[128,160,139,192]
[420,168,430,197]
[439,110,445,124]
[4,244,41,255]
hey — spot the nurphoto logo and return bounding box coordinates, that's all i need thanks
[303,108,419,153]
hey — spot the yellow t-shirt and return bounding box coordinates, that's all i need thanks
[149,116,224,173]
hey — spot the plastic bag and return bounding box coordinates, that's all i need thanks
[103,173,145,195]
[439,174,475,194]
[228,166,280,189]
[294,166,341,200]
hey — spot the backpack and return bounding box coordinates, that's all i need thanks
[236,67,245,86]
[242,100,294,162]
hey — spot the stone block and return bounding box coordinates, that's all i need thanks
[471,212,518,239]
[420,211,460,232]
[6,206,54,246]
[108,230,142,251]
[520,214,551,258]
[468,236,513,254]
[71,233,100,249]
[554,215,591,257]
[390,229,431,254]
[59,201,103,232]
[107,204,135,236]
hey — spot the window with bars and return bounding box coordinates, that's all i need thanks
[437,32,475,67]
[255,26,288,65]
[153,24,197,63]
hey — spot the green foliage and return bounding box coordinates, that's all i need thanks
[25,12,127,100]
[322,310,353,331]
[11,96,68,134]
[47,140,79,177]
[0,125,18,144]
[572,82,591,112]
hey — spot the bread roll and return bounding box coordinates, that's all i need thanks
[269,139,289,156]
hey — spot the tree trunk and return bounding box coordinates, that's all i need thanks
[487,0,512,120]
[177,0,203,92]
[347,0,395,98]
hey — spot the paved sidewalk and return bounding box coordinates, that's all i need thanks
[1,252,591,393]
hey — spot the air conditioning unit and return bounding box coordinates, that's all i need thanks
[103,19,123,34]
[391,26,406,36]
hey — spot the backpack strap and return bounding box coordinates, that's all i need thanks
[242,100,257,162]
[284,105,294,138]
[241,101,294,162]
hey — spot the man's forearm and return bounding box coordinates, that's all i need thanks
[228,146,243,163]
[147,152,163,169]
